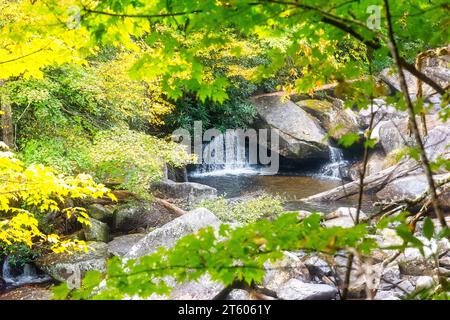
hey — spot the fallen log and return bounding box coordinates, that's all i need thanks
[301,161,420,202]
[87,190,187,216]
[154,197,187,216]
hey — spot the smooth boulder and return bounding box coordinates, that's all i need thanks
[250,93,329,161]
[113,201,177,233]
[125,208,221,259]
[107,233,145,257]
[150,179,217,207]
[276,278,337,300]
[296,99,359,141]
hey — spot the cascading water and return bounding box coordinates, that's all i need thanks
[317,146,349,179]
[191,130,260,176]
[1,255,51,288]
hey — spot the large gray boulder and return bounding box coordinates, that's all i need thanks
[250,93,329,161]
[125,208,221,259]
[295,99,359,141]
[376,173,450,205]
[377,114,449,161]
[107,234,145,257]
[376,175,428,201]
[113,201,177,233]
[36,242,110,287]
[276,279,337,300]
[150,179,217,207]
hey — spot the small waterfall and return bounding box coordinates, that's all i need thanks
[191,130,259,176]
[2,255,51,288]
[317,146,349,179]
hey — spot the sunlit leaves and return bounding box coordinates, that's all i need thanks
[338,132,361,148]
[0,149,114,253]
[89,128,195,195]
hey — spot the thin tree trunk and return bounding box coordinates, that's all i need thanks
[342,91,377,300]
[383,0,447,229]
[415,53,428,136]
[0,86,14,148]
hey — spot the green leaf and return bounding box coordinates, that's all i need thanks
[338,132,360,148]
[396,225,424,248]
[51,282,71,300]
[422,217,435,240]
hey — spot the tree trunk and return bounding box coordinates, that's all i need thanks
[0,90,14,149]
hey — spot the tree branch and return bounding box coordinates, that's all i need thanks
[383,0,447,229]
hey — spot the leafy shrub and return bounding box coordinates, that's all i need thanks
[88,128,196,195]
[196,194,284,224]
[19,134,91,175]
[0,243,39,268]
[0,148,115,254]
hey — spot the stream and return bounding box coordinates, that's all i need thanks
[1,256,51,291]
[188,135,376,214]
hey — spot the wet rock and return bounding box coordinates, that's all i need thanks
[276,278,337,300]
[250,93,329,161]
[150,179,217,207]
[36,242,110,287]
[83,218,109,242]
[165,164,188,182]
[107,233,145,257]
[125,208,221,259]
[113,201,177,233]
